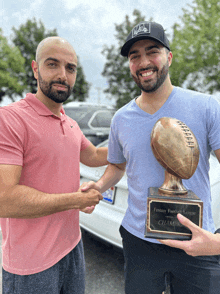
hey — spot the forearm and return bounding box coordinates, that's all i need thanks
[80,146,108,167]
[0,184,101,219]
[206,233,220,255]
[96,163,125,193]
[95,147,108,166]
[89,147,108,167]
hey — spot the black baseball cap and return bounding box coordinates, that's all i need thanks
[121,21,170,57]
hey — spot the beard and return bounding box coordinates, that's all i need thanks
[132,60,169,93]
[38,70,73,103]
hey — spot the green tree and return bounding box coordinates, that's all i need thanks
[12,18,90,101]
[0,29,25,103]
[102,10,146,109]
[170,0,220,93]
[64,57,91,104]
[12,18,58,94]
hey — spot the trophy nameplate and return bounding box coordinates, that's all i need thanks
[145,117,203,240]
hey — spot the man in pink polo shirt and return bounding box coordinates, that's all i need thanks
[0,36,107,294]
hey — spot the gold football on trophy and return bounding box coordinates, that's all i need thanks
[146,118,203,239]
[151,117,199,180]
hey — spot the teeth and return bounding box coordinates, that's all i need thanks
[141,71,153,77]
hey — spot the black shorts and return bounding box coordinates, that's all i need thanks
[120,225,220,294]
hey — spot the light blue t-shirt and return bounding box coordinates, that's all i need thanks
[108,87,220,244]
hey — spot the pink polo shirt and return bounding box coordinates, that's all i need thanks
[0,93,90,275]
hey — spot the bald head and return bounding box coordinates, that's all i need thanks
[32,36,78,105]
[35,36,76,63]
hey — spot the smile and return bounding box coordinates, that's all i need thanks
[53,84,67,90]
[140,71,154,77]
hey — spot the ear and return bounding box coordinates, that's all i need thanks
[32,60,38,79]
[168,51,173,67]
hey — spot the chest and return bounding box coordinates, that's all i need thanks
[117,113,208,166]
[23,116,82,163]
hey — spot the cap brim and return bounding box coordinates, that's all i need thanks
[121,35,170,57]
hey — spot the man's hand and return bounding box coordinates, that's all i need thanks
[80,181,101,193]
[158,213,220,256]
[78,162,126,214]
[78,182,102,214]
[80,206,96,214]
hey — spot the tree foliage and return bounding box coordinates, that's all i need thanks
[64,57,91,104]
[102,10,147,109]
[170,0,220,93]
[12,18,90,101]
[12,18,58,94]
[0,29,25,103]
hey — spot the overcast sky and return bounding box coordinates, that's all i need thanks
[1,0,194,106]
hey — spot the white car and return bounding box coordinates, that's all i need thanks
[80,140,220,248]
[64,102,115,146]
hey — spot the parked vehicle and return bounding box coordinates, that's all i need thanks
[80,140,220,248]
[63,102,115,145]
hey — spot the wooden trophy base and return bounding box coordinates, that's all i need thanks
[145,187,203,240]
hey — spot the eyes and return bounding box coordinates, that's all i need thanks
[46,61,76,73]
[129,50,160,61]
[67,65,77,73]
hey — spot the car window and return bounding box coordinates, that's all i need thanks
[90,111,114,128]
[64,108,87,122]
[64,108,96,128]
[78,112,94,128]
[64,107,114,129]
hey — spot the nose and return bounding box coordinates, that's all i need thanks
[139,54,151,68]
[57,66,67,82]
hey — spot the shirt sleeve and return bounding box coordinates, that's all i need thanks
[0,108,24,165]
[207,97,220,151]
[80,133,91,151]
[107,115,126,164]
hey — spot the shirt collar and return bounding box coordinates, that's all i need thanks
[25,93,65,118]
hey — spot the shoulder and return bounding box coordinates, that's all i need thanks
[0,98,29,117]
[173,87,220,111]
[112,99,136,122]
[0,103,22,123]
[0,100,29,126]
[0,99,37,139]
[174,87,211,100]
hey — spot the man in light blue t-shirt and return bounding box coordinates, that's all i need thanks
[83,21,220,293]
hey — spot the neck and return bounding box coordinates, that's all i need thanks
[137,79,173,114]
[35,91,63,117]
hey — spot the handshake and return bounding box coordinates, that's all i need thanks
[77,181,102,214]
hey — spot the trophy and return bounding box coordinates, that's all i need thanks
[145,117,203,240]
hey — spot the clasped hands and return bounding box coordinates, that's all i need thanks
[78,181,101,214]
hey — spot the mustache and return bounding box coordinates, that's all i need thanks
[136,66,158,76]
[50,80,70,88]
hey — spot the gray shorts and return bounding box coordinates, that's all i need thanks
[2,239,85,294]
